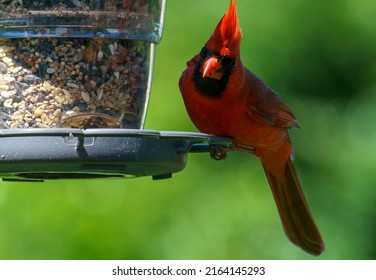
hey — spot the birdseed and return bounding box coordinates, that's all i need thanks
[0,37,150,128]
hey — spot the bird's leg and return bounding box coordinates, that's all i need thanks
[234,144,255,155]
[209,143,255,160]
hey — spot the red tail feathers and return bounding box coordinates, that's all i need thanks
[262,157,324,255]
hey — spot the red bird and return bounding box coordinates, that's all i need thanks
[179,0,324,256]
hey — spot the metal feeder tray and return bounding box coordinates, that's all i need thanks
[0,129,233,182]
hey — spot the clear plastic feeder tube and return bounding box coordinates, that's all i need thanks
[0,0,166,129]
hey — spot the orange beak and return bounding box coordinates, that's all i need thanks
[201,57,223,80]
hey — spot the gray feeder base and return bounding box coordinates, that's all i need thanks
[0,129,233,182]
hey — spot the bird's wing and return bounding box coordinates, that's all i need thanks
[245,74,299,129]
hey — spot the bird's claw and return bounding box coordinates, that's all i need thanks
[209,145,230,160]
[209,143,255,160]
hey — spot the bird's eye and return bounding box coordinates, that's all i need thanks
[221,57,236,70]
[200,47,207,57]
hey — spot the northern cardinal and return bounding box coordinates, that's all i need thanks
[179,0,324,256]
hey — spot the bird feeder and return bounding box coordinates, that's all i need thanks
[0,0,232,181]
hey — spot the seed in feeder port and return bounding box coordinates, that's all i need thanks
[33,107,44,117]
[46,68,56,74]
[0,85,10,91]
[96,88,104,100]
[65,110,76,116]
[1,90,16,98]
[41,113,49,123]
[1,57,12,65]
[81,91,90,103]
[0,62,7,73]
[3,99,13,108]
[53,109,62,117]
[109,44,115,55]
[63,89,72,98]
[67,82,79,89]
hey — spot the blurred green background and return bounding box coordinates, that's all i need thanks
[1,0,376,259]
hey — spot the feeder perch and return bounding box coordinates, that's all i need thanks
[0,0,232,181]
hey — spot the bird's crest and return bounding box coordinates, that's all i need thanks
[206,0,242,58]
